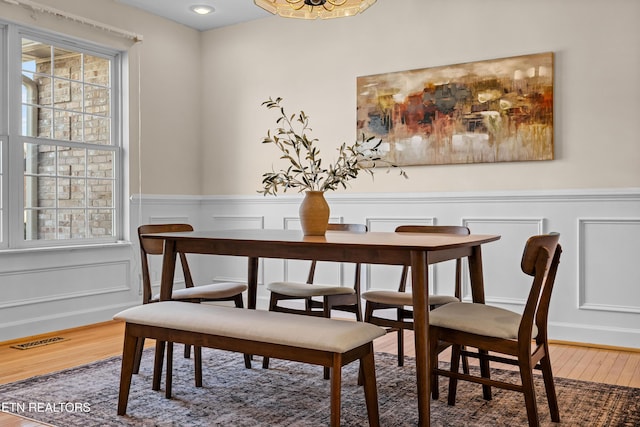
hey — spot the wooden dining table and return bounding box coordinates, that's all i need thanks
[148,228,500,426]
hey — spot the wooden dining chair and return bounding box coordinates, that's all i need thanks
[429,233,562,427]
[362,225,471,368]
[262,223,367,378]
[136,223,250,395]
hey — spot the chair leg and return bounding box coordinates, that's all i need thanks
[447,344,462,406]
[429,330,441,401]
[519,360,540,427]
[322,298,332,380]
[261,290,271,369]
[117,330,138,415]
[194,345,202,387]
[461,345,470,374]
[355,299,363,322]
[262,293,280,370]
[152,340,165,391]
[364,301,374,324]
[540,351,560,422]
[184,343,191,359]
[234,293,252,368]
[306,297,316,315]
[361,349,380,427]
[329,358,342,427]
[478,349,492,400]
[165,341,173,399]
[132,337,145,374]
[323,297,331,318]
[397,327,405,367]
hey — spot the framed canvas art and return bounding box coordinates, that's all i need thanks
[357,52,554,166]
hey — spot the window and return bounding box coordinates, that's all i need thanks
[1,24,124,248]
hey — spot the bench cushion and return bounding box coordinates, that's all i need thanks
[114,302,385,353]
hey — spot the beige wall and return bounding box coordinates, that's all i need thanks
[201,0,640,195]
[2,0,639,196]
[0,0,203,195]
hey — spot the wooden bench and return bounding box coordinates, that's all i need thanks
[114,301,385,426]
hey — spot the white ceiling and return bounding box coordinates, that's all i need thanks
[115,0,272,31]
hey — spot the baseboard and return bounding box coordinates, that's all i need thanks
[0,302,135,343]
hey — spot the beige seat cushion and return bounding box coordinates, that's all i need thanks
[150,282,247,302]
[114,301,385,353]
[362,290,459,307]
[267,281,355,297]
[429,302,537,340]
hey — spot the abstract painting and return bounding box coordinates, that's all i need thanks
[356,52,554,166]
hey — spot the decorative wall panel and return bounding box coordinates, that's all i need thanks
[579,218,640,314]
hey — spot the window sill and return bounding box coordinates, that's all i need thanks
[0,240,132,254]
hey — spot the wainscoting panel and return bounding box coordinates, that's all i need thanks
[462,217,545,305]
[148,215,190,224]
[578,218,640,314]
[199,216,266,285]
[0,243,137,342]
[281,216,346,285]
[366,217,435,295]
[0,261,130,308]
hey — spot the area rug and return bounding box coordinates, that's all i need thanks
[0,348,638,426]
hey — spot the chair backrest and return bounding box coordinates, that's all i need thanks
[306,223,368,292]
[518,233,562,344]
[394,225,471,297]
[138,223,195,304]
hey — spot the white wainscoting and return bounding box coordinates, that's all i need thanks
[0,244,138,341]
[189,188,639,349]
[1,188,638,349]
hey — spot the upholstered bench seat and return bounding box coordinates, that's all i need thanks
[114,301,385,426]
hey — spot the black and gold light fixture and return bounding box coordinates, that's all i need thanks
[254,0,377,20]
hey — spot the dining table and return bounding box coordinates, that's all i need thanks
[147,228,500,426]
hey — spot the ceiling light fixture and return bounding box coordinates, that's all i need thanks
[254,0,376,20]
[190,5,214,15]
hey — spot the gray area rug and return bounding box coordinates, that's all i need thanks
[0,348,638,426]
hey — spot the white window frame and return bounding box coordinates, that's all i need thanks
[0,25,7,246]
[1,22,125,249]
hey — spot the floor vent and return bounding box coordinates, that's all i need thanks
[10,336,67,350]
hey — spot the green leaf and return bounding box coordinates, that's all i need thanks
[258,96,407,195]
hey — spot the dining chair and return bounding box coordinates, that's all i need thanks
[362,225,471,368]
[429,233,562,427]
[262,223,367,378]
[135,223,250,392]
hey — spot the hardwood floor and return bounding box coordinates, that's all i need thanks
[0,321,638,426]
[374,330,640,388]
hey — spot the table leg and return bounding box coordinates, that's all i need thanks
[247,257,259,310]
[467,244,492,399]
[159,239,178,301]
[467,245,486,304]
[410,250,430,427]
